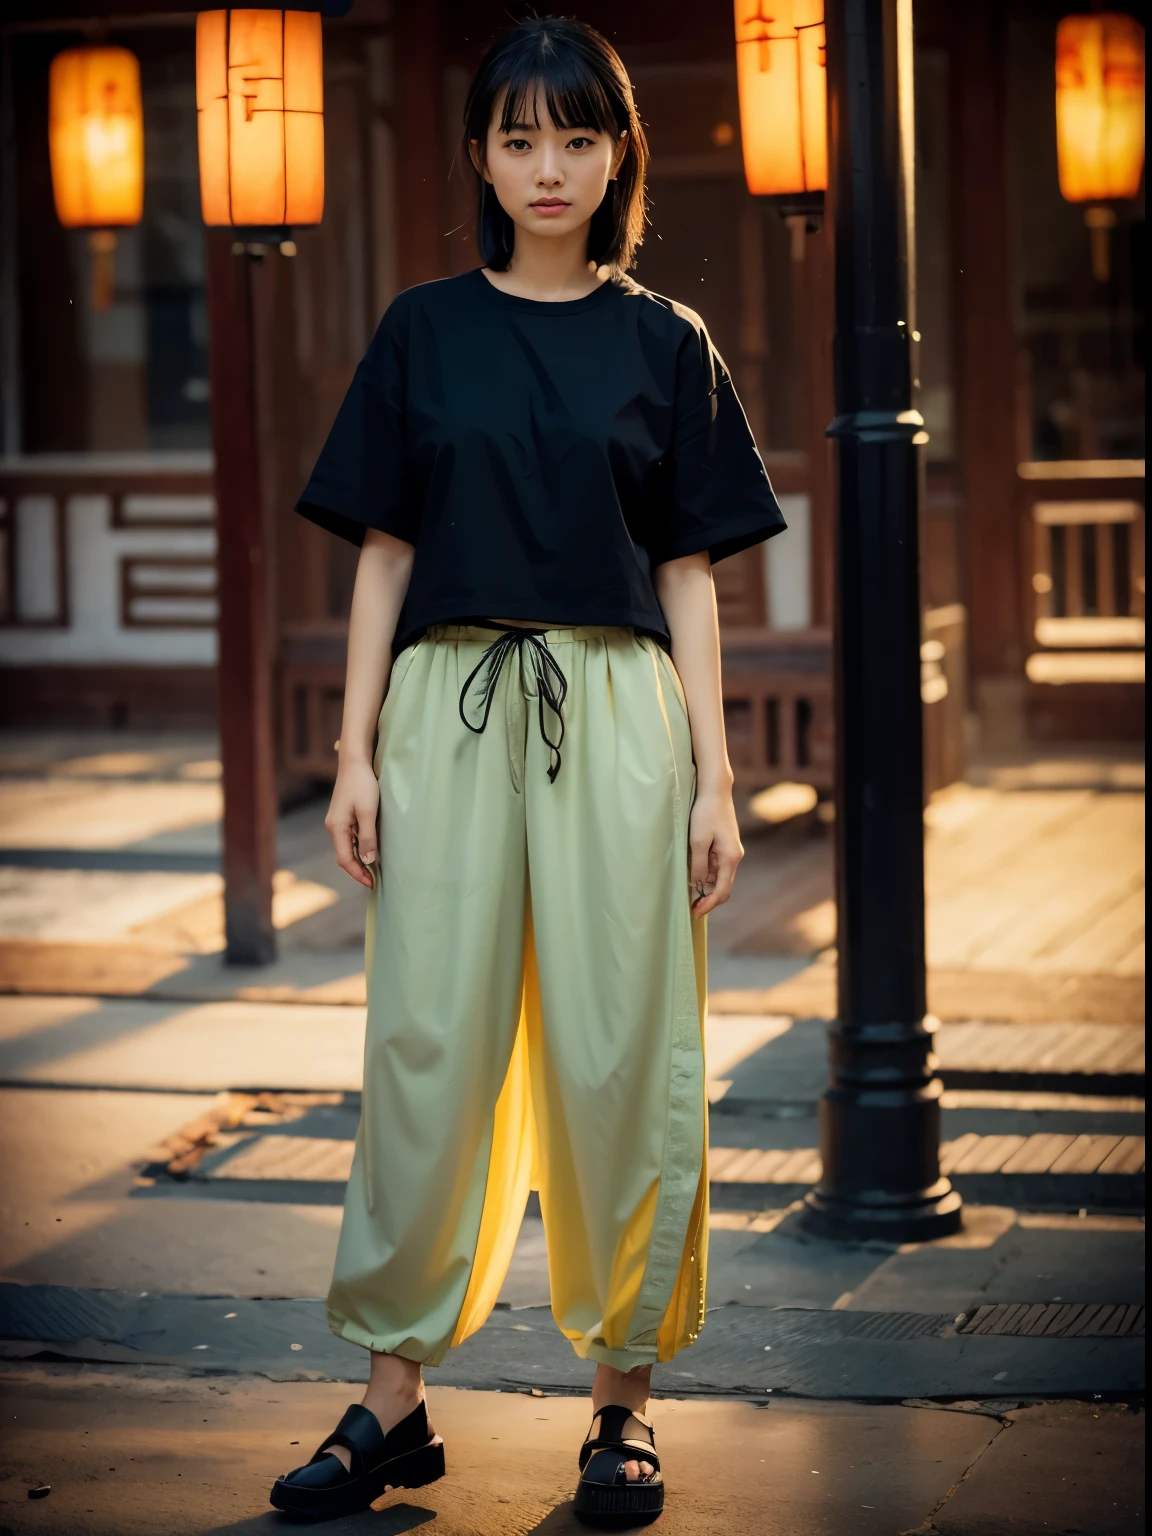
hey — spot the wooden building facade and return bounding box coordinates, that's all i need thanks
[0,0,1144,796]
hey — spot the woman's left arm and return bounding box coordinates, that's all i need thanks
[653,551,743,917]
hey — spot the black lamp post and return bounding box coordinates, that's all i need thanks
[801,0,962,1242]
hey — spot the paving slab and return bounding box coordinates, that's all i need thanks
[2,998,1143,1102]
[0,997,368,1093]
[710,967,1146,1026]
[0,778,222,852]
[714,1018,1145,1110]
[0,1086,343,1298]
[0,1285,1143,1401]
[151,1115,1145,1211]
[126,1091,1145,1213]
[0,1365,1012,1536]
[913,1401,1144,1536]
[0,849,221,872]
[837,1219,1146,1314]
[0,941,373,1004]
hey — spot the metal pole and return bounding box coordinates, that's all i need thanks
[801,0,961,1242]
[206,233,278,966]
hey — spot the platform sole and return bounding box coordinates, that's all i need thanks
[269,1437,445,1521]
[573,1476,665,1529]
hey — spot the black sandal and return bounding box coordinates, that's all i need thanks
[574,1404,664,1528]
[269,1399,444,1521]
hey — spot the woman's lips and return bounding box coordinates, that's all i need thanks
[530,200,570,216]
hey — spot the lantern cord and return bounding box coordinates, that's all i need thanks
[1084,205,1116,284]
[87,229,117,312]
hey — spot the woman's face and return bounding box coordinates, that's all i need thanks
[473,90,626,250]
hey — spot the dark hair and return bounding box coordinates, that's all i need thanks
[462,16,648,273]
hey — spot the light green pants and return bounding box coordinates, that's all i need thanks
[328,622,709,1371]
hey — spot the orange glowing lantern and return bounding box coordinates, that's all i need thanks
[1055,13,1145,281]
[1056,13,1145,202]
[48,46,144,310]
[196,9,324,231]
[734,0,827,206]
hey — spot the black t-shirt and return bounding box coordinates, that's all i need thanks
[296,267,787,657]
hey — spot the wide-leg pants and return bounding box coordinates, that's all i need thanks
[328,622,709,1371]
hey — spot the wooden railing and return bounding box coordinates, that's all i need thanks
[1023,468,1145,666]
[0,455,216,632]
[280,621,349,780]
[719,628,834,792]
[1017,463,1144,738]
[720,609,967,800]
[922,603,967,796]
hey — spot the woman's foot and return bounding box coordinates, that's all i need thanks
[269,1399,444,1519]
[575,1365,664,1527]
[269,1349,445,1520]
[591,1363,655,1480]
[325,1349,427,1473]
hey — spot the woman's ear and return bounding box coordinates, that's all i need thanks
[611,129,629,179]
[469,137,492,184]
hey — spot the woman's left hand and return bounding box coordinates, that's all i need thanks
[688,786,744,916]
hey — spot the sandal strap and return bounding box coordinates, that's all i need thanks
[586,1405,655,1444]
[579,1405,659,1474]
[311,1404,385,1478]
[307,1400,432,1479]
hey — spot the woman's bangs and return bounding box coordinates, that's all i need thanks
[496,58,622,138]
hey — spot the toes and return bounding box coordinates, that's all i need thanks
[639,1460,654,1479]
[621,1459,654,1481]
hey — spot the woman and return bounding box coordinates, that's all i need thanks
[271,15,785,1527]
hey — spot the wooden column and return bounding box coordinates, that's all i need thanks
[206,233,278,966]
[951,0,1023,746]
[393,0,446,289]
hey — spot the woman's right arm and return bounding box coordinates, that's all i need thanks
[325,528,415,887]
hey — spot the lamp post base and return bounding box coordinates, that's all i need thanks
[802,1181,963,1244]
[800,1026,964,1245]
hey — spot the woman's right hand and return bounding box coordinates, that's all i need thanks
[325,760,381,889]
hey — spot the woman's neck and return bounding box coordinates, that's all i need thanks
[483,230,606,303]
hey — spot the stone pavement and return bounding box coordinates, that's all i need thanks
[1,1369,1143,1536]
[0,730,1144,1532]
[0,988,1143,1407]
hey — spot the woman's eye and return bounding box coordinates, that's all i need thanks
[568,137,592,150]
[505,138,531,151]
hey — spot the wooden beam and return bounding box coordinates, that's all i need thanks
[206,233,278,966]
[393,0,446,289]
[950,1,1023,722]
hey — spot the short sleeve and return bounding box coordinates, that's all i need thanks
[647,316,787,566]
[295,297,418,548]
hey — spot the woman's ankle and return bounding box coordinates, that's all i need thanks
[591,1362,652,1414]
[361,1350,425,1428]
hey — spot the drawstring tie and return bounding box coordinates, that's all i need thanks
[458,625,568,786]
